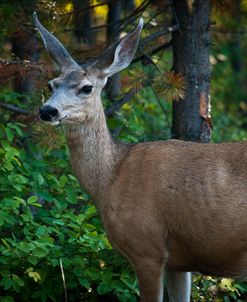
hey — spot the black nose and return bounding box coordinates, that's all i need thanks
[39,105,58,121]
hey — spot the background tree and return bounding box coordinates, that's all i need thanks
[172,0,211,143]
[72,0,95,45]
[106,0,122,100]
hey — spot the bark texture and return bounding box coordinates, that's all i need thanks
[106,0,122,100]
[73,0,94,45]
[11,26,40,97]
[171,0,211,142]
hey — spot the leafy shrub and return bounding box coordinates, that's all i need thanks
[0,122,138,302]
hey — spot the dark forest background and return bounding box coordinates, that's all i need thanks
[0,0,247,301]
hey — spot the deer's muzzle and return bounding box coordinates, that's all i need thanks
[39,105,59,122]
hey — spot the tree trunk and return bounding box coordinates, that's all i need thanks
[124,0,135,13]
[171,0,211,142]
[106,0,122,100]
[73,0,94,45]
[11,26,40,99]
[10,2,40,99]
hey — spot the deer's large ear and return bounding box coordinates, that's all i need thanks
[33,12,78,71]
[97,18,143,77]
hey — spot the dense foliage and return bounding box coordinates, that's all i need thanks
[0,1,247,302]
[0,121,138,302]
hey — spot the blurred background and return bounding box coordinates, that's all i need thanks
[0,0,247,301]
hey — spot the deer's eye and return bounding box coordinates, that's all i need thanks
[79,85,93,95]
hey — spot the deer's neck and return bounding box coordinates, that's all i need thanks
[64,109,127,202]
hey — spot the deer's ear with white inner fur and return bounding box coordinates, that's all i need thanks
[102,18,143,77]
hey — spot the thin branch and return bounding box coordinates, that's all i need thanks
[64,0,149,33]
[60,259,68,302]
[105,79,153,117]
[114,0,149,33]
[59,1,109,16]
[170,0,182,34]
[105,88,136,117]
[75,27,174,67]
[139,25,178,47]
[138,46,161,73]
[0,59,48,67]
[0,101,30,115]
[212,28,247,35]
[132,41,172,65]
[144,4,171,28]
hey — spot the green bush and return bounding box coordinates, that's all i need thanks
[0,122,138,302]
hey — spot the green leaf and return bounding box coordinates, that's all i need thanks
[37,191,53,202]
[1,239,10,249]
[5,128,14,142]
[85,268,100,281]
[16,242,33,253]
[36,226,46,237]
[3,160,14,171]
[82,224,96,232]
[33,247,49,258]
[33,172,44,185]
[52,219,65,226]
[97,283,112,295]
[79,278,90,289]
[73,266,83,277]
[121,277,136,290]
[0,276,12,290]
[66,188,77,204]
[13,184,23,192]
[31,203,42,208]
[84,206,97,219]
[27,269,41,282]
[7,123,23,137]
[102,270,113,284]
[59,175,67,188]
[27,255,38,265]
[27,196,38,205]
[20,213,32,222]
[235,282,247,292]
[4,215,16,225]
[12,274,24,287]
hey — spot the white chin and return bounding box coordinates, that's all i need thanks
[49,120,60,126]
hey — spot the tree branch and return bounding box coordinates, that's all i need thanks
[105,79,153,117]
[105,88,136,117]
[59,1,109,16]
[0,59,47,67]
[138,46,161,73]
[64,0,149,33]
[139,25,178,47]
[132,41,172,65]
[0,101,30,115]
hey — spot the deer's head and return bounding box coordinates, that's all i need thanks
[33,12,143,125]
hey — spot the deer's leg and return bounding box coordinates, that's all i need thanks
[133,257,165,302]
[165,270,191,302]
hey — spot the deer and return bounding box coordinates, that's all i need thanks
[33,12,247,302]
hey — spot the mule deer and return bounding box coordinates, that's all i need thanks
[34,12,247,302]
